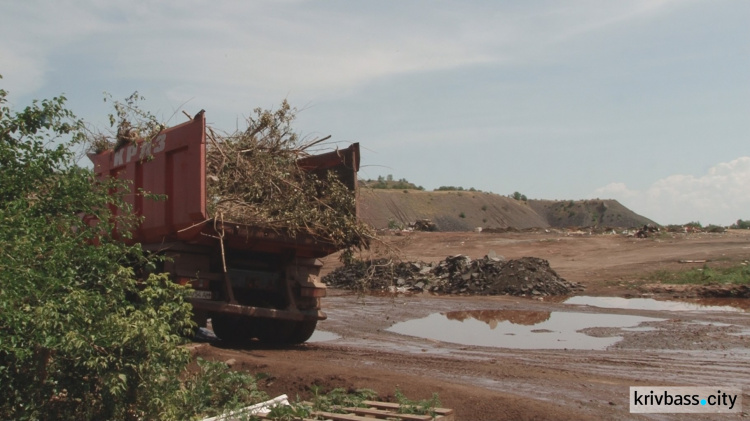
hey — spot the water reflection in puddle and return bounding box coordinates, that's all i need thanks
[387,310,661,350]
[565,296,747,312]
[308,330,340,343]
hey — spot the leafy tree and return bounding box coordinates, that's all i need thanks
[0,80,196,420]
[511,191,527,201]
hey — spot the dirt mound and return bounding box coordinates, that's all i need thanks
[357,190,657,232]
[323,255,582,297]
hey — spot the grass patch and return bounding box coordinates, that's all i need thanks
[649,264,750,285]
[395,389,442,417]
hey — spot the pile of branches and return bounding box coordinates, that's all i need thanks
[206,100,372,249]
[87,95,373,251]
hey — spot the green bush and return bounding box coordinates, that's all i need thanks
[0,81,197,420]
[173,359,269,419]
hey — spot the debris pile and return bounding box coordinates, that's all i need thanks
[89,97,372,250]
[409,219,438,232]
[634,224,660,238]
[204,100,372,249]
[324,255,582,296]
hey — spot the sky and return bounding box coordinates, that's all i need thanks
[1,0,748,226]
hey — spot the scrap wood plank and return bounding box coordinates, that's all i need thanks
[362,401,454,421]
[343,406,433,420]
[251,402,454,421]
[255,412,433,421]
[310,410,384,421]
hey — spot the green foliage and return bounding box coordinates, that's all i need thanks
[266,403,311,421]
[394,389,441,417]
[435,185,479,192]
[511,191,527,201]
[172,359,269,420]
[307,386,378,413]
[649,264,750,285]
[731,219,750,229]
[459,212,466,219]
[364,175,424,190]
[0,82,197,420]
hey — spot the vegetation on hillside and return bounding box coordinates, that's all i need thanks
[511,191,528,201]
[362,174,424,190]
[730,219,750,229]
[434,185,480,192]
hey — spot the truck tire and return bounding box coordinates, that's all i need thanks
[257,319,317,344]
[211,315,252,344]
[288,320,318,344]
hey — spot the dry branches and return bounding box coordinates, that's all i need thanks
[205,100,372,250]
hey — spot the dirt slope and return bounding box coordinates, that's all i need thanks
[528,198,657,228]
[358,189,655,231]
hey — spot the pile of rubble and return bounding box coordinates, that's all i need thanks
[323,254,582,297]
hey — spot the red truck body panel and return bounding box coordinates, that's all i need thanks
[90,115,207,242]
[90,113,359,258]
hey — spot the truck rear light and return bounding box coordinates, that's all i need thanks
[300,287,326,298]
[176,277,190,286]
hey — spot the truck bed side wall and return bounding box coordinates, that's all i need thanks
[89,116,207,243]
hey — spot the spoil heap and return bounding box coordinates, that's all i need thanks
[323,255,582,296]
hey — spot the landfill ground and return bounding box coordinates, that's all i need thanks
[193,229,750,420]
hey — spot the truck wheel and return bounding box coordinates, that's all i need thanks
[257,319,317,344]
[211,315,252,344]
[288,320,317,344]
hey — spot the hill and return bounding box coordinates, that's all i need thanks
[527,199,657,229]
[357,189,656,231]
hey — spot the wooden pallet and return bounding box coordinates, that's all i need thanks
[256,400,454,421]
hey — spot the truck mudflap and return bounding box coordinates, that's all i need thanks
[190,299,326,322]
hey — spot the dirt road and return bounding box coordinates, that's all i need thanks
[194,230,750,420]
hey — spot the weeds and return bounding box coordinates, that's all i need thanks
[395,388,442,417]
[265,402,311,421]
[308,386,378,413]
[174,358,268,420]
[649,264,750,285]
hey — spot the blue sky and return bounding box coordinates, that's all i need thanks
[1,0,748,225]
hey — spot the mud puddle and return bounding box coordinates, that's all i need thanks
[386,309,662,350]
[307,330,340,343]
[564,296,748,312]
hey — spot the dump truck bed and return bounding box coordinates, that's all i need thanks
[89,113,359,258]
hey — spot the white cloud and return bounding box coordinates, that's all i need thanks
[0,48,46,98]
[1,1,688,105]
[595,157,750,226]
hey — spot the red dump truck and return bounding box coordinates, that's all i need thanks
[89,112,359,344]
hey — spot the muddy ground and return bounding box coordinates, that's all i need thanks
[194,230,750,420]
